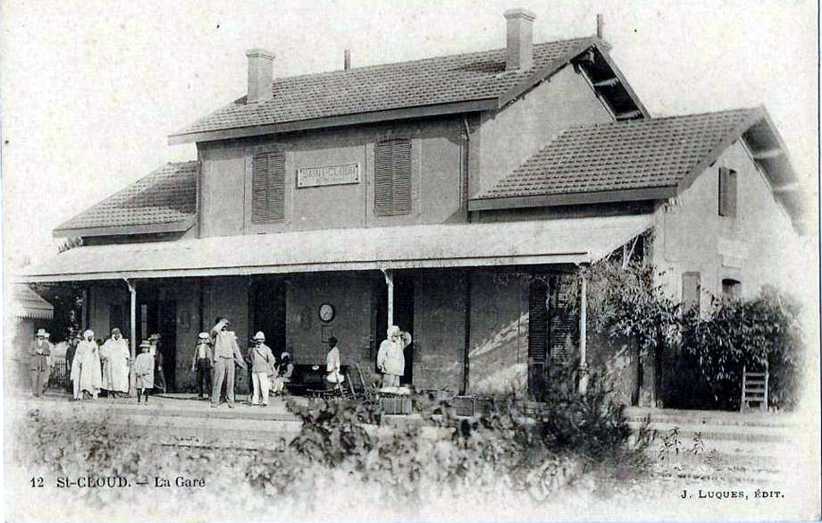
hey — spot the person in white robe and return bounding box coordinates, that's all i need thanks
[325,337,344,389]
[101,328,130,396]
[377,325,412,388]
[71,329,102,400]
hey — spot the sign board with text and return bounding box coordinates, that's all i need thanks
[297,163,360,188]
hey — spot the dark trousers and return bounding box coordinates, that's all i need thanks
[195,359,212,398]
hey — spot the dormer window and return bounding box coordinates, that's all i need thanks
[718,167,737,218]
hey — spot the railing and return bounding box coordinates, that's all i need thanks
[48,360,70,389]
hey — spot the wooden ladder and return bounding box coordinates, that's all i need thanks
[740,364,769,412]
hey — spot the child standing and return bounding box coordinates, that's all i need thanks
[134,340,155,404]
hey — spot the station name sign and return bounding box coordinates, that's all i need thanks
[297,163,360,188]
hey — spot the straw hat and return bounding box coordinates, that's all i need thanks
[35,328,47,338]
[197,332,210,340]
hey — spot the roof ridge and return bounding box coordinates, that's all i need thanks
[272,37,596,82]
[572,106,761,130]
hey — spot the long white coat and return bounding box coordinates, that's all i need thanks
[101,337,130,392]
[71,340,102,394]
[377,332,412,377]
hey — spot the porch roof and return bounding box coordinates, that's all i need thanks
[18,215,652,283]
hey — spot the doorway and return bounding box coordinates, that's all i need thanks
[373,272,415,385]
[249,278,286,357]
[137,299,177,391]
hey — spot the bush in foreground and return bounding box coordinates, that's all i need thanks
[245,369,649,509]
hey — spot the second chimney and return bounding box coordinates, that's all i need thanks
[246,48,275,103]
[504,8,536,71]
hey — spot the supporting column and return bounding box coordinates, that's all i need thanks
[382,269,394,330]
[578,272,589,394]
[462,270,471,395]
[125,278,137,397]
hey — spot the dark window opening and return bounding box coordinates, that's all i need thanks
[718,167,737,218]
[722,278,742,300]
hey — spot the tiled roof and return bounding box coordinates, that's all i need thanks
[11,284,53,319]
[474,108,762,200]
[175,38,598,136]
[56,161,198,233]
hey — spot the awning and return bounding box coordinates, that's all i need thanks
[10,284,54,319]
[18,215,653,283]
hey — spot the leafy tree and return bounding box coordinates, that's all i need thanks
[583,261,682,406]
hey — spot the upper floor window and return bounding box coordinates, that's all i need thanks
[718,167,737,218]
[682,271,701,312]
[374,138,412,216]
[252,151,285,223]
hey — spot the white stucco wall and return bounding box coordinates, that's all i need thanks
[652,139,805,308]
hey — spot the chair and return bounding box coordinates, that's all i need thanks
[740,364,769,412]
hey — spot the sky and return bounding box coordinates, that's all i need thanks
[1,0,818,269]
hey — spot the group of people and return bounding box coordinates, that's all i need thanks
[203,317,294,408]
[28,317,412,402]
[65,328,165,402]
[318,324,412,392]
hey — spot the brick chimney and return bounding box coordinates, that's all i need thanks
[245,48,274,103]
[504,8,536,71]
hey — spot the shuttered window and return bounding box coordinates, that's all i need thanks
[682,272,701,312]
[374,138,412,216]
[718,167,737,218]
[548,276,576,365]
[252,151,285,223]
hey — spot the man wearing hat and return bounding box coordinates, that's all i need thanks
[101,328,130,398]
[248,331,276,406]
[64,330,80,393]
[210,317,247,408]
[377,325,412,388]
[29,328,53,397]
[190,332,213,400]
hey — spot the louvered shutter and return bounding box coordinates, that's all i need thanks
[548,276,576,364]
[374,138,412,216]
[252,151,285,223]
[528,281,548,397]
[718,167,737,218]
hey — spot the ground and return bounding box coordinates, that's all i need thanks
[3,392,816,522]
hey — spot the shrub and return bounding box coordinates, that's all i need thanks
[679,288,804,410]
[245,369,648,509]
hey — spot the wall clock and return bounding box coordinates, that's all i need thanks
[319,303,335,323]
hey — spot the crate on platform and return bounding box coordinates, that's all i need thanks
[453,395,496,417]
[379,394,413,415]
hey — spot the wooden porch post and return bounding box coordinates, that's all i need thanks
[382,269,394,330]
[125,278,137,397]
[578,272,589,394]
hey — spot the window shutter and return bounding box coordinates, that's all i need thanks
[548,276,576,365]
[718,167,737,218]
[682,272,701,311]
[252,151,285,223]
[374,138,412,216]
